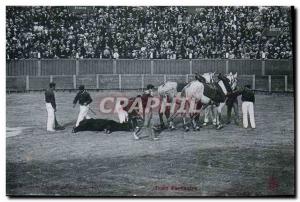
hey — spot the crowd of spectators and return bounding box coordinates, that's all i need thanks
[6,6,293,60]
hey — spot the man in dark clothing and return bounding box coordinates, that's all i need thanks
[45,82,64,131]
[226,87,241,125]
[73,85,93,127]
[133,84,159,141]
[241,84,256,129]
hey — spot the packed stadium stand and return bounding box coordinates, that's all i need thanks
[6,6,293,60]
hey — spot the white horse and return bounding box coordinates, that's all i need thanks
[182,72,238,130]
[157,72,216,130]
[179,72,215,131]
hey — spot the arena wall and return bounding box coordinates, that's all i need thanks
[6,59,293,76]
[6,59,294,92]
[6,74,293,92]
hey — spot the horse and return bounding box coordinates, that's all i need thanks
[179,72,215,131]
[157,72,215,131]
[181,72,238,130]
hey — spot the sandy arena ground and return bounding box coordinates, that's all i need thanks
[6,91,295,196]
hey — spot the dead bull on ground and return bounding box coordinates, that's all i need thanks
[72,118,134,134]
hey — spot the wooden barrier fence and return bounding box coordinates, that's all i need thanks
[6,74,294,92]
[6,59,293,76]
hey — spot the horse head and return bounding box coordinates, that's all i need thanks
[201,72,215,83]
[226,72,238,90]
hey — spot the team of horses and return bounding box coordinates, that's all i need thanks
[157,72,238,131]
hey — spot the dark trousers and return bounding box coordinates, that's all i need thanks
[227,102,239,123]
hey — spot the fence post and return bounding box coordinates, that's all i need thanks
[96,74,99,89]
[26,75,29,91]
[50,75,53,82]
[76,59,79,75]
[252,74,256,90]
[151,60,154,75]
[141,74,144,90]
[285,75,288,92]
[186,74,189,83]
[268,75,271,92]
[37,59,41,76]
[189,60,193,75]
[113,60,117,74]
[119,74,122,90]
[225,60,229,74]
[262,60,265,76]
[73,75,76,89]
[164,74,167,82]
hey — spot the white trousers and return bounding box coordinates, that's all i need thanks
[46,103,55,131]
[76,105,91,127]
[116,103,129,123]
[204,105,216,125]
[118,110,129,123]
[242,101,256,128]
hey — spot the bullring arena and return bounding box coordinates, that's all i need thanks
[6,59,295,196]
